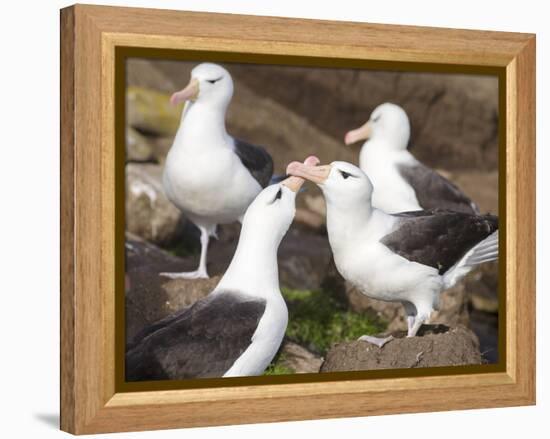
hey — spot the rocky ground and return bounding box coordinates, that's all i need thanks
[125,58,500,375]
[321,325,482,372]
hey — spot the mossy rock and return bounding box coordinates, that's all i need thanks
[282,287,386,356]
[127,86,182,137]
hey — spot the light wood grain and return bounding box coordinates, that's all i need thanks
[60,6,76,433]
[60,4,536,434]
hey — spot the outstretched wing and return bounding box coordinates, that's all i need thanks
[381,210,498,274]
[233,138,274,188]
[399,163,479,214]
[443,230,499,288]
[125,292,266,381]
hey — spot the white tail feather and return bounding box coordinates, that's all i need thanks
[443,230,499,289]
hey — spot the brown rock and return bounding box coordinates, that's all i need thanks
[294,207,325,230]
[127,59,500,175]
[227,64,499,172]
[279,341,324,374]
[127,58,180,94]
[466,262,499,313]
[126,126,155,162]
[321,325,482,372]
[125,163,183,245]
[125,234,222,341]
[448,170,499,215]
[278,228,333,290]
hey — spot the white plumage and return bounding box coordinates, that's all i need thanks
[287,160,498,344]
[162,63,273,279]
[345,102,478,214]
[126,173,311,380]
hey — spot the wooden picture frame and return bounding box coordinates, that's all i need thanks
[60,4,536,434]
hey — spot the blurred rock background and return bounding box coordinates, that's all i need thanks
[125,58,500,374]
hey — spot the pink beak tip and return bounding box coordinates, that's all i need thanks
[286,161,301,175]
[304,155,320,166]
[344,132,353,145]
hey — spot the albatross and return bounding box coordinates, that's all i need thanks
[344,102,479,214]
[162,62,274,279]
[287,160,498,345]
[126,157,320,380]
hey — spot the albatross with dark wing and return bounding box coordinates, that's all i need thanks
[126,159,319,380]
[287,160,498,345]
[161,63,274,279]
[344,103,479,214]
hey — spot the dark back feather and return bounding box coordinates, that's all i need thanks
[233,138,274,188]
[125,292,266,381]
[382,209,498,274]
[399,163,479,214]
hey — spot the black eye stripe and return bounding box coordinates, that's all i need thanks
[206,76,223,84]
[340,171,352,179]
[275,188,283,200]
[372,114,381,122]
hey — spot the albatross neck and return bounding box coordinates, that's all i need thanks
[216,223,282,299]
[175,100,230,147]
[325,196,373,252]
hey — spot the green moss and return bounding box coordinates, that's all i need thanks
[282,287,386,355]
[164,241,199,258]
[127,86,181,137]
[263,356,294,376]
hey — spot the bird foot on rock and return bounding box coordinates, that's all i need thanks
[358,334,394,348]
[160,270,209,280]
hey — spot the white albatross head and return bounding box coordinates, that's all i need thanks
[170,63,234,109]
[241,156,320,247]
[286,160,374,210]
[219,156,320,293]
[344,102,411,151]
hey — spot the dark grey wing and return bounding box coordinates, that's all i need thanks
[125,292,266,381]
[126,310,184,352]
[399,163,479,214]
[381,210,498,274]
[233,138,274,188]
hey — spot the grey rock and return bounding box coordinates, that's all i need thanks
[279,341,324,374]
[126,163,183,245]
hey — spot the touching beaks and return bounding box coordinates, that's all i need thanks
[344,120,372,145]
[170,78,200,106]
[282,155,321,191]
[281,176,305,193]
[286,161,331,185]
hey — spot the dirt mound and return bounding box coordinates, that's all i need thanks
[321,325,482,372]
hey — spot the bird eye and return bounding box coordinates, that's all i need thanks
[206,77,223,84]
[340,171,352,179]
[372,114,381,122]
[269,188,283,204]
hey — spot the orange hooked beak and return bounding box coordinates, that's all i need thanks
[282,155,321,191]
[170,78,200,106]
[344,120,372,145]
[286,159,331,185]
